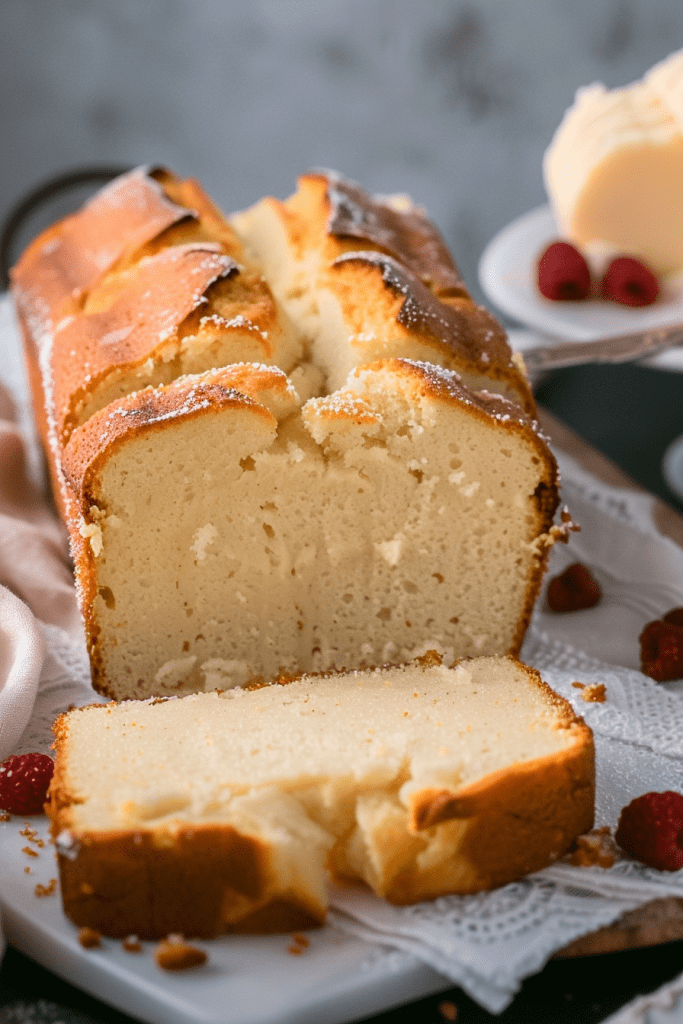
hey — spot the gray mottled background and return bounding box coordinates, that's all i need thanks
[2,0,683,301]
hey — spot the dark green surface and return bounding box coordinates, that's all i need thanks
[363,941,683,1023]
[2,938,683,1024]
[536,363,683,517]
[0,946,137,1024]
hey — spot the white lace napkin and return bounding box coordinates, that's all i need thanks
[1,292,683,1016]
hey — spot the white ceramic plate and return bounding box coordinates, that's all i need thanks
[0,817,447,1024]
[478,206,683,371]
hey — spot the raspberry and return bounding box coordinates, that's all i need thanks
[639,619,683,681]
[537,241,591,300]
[615,791,683,871]
[546,562,601,612]
[0,753,54,815]
[601,256,659,307]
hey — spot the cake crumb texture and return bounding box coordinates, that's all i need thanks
[48,657,594,937]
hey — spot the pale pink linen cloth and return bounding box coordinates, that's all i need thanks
[0,370,100,960]
[0,380,86,761]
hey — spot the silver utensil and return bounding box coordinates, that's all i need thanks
[521,323,683,375]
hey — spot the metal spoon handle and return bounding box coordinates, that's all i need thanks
[522,324,683,375]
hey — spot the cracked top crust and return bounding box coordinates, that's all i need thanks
[315,167,469,296]
[11,167,196,333]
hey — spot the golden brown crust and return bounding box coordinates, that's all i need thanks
[13,166,287,520]
[282,170,535,413]
[325,252,535,414]
[14,167,560,710]
[11,167,194,332]
[52,826,324,939]
[309,168,469,297]
[332,251,508,369]
[12,167,196,492]
[410,661,592,832]
[327,658,594,901]
[383,739,594,902]
[350,356,538,431]
[51,244,239,445]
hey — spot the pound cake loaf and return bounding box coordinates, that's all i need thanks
[48,655,595,938]
[11,166,566,700]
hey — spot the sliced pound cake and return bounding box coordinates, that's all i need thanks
[48,655,595,938]
[63,359,560,699]
[12,166,567,700]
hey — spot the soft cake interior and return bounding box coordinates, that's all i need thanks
[52,656,593,922]
[75,363,551,699]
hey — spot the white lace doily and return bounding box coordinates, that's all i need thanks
[12,622,101,756]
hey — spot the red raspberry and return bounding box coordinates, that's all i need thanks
[537,241,591,300]
[615,791,683,871]
[639,619,683,681]
[601,256,659,307]
[546,562,601,612]
[0,753,54,815]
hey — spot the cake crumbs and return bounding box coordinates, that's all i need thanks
[20,825,45,847]
[572,681,607,703]
[581,683,607,703]
[34,878,57,897]
[0,811,10,822]
[78,926,102,949]
[569,827,617,868]
[154,934,207,971]
[438,1000,458,1020]
[415,649,442,668]
[123,934,143,953]
[287,931,310,955]
[22,846,38,858]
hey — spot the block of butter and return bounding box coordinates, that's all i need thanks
[543,49,683,277]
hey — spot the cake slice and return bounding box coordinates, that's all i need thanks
[62,358,561,700]
[48,655,594,938]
